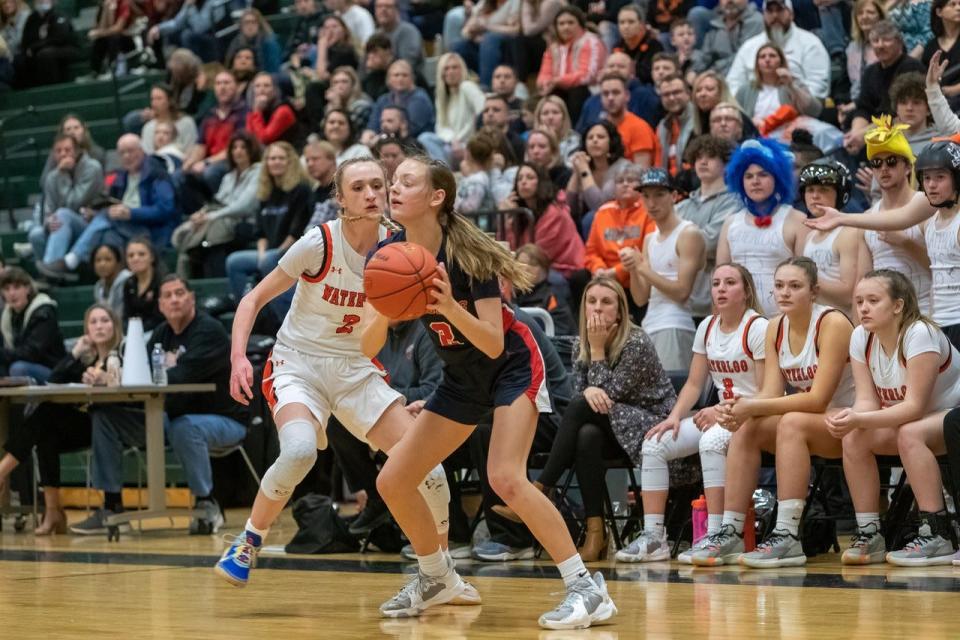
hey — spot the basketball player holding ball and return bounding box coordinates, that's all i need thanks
[363,156,618,630]
[214,158,474,603]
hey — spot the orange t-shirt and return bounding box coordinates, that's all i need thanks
[584,198,657,287]
[616,111,661,167]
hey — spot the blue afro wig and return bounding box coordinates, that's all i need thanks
[725,138,796,219]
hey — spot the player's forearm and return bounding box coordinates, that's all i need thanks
[446,304,503,359]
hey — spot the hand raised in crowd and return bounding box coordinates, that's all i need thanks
[855,165,874,194]
[927,50,948,89]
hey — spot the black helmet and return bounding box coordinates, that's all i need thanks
[915,141,960,208]
[798,158,852,206]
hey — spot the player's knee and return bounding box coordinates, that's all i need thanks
[260,419,317,500]
[641,437,667,461]
[699,428,729,457]
[487,464,525,505]
[777,412,807,442]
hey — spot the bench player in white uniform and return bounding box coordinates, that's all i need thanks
[693,257,855,567]
[799,159,859,316]
[215,159,470,599]
[615,263,767,564]
[716,139,807,317]
[621,168,706,371]
[827,270,960,566]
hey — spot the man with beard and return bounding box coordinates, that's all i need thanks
[691,0,764,75]
[725,0,830,101]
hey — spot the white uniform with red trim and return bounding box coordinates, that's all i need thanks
[776,303,855,407]
[693,310,768,401]
[849,322,960,410]
[263,220,402,448]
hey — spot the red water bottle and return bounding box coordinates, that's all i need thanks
[691,495,708,544]
[743,506,756,551]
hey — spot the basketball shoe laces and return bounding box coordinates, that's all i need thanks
[704,523,738,549]
[755,529,792,552]
[548,575,597,614]
[849,525,877,550]
[902,526,936,552]
[222,533,258,568]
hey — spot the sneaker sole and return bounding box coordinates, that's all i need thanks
[614,549,671,563]
[473,550,535,561]
[380,582,467,618]
[841,551,886,565]
[214,563,249,587]
[885,553,956,567]
[691,552,741,567]
[538,599,619,630]
[70,523,131,536]
[739,554,807,568]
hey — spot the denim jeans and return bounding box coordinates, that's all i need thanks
[818,2,850,55]
[417,132,451,164]
[686,5,714,48]
[442,7,466,52]
[29,208,88,264]
[91,405,247,496]
[226,248,281,300]
[69,211,151,262]
[8,361,52,383]
[453,32,515,88]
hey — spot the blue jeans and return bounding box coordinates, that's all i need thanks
[417,132,451,164]
[453,32,515,88]
[29,208,88,263]
[226,248,281,300]
[818,2,849,54]
[9,361,52,383]
[686,6,714,48]
[443,7,466,52]
[69,211,150,263]
[91,405,247,496]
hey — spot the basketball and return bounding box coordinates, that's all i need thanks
[364,242,439,320]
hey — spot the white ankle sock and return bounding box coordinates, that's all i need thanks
[775,499,805,536]
[707,514,723,535]
[855,512,880,530]
[557,553,589,588]
[722,511,746,534]
[417,547,448,577]
[64,253,78,270]
[644,514,665,537]
[245,518,268,540]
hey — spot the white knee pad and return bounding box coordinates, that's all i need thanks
[699,425,731,489]
[640,438,670,492]
[417,463,450,534]
[260,419,318,501]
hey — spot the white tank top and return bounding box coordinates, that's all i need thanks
[803,228,841,282]
[777,303,855,406]
[850,322,960,410]
[693,311,769,401]
[276,219,388,358]
[726,204,793,317]
[924,209,960,326]
[864,201,931,315]
[642,219,699,334]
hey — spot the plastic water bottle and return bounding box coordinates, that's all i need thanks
[151,343,167,386]
[106,350,121,387]
[115,54,127,77]
[691,495,708,545]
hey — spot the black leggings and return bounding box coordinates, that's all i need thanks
[4,403,91,487]
[943,407,960,501]
[539,395,630,518]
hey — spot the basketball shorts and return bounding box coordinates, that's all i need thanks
[425,319,552,425]
[262,343,403,449]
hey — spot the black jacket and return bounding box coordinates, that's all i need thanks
[123,272,163,332]
[258,181,313,248]
[0,293,66,370]
[20,9,76,56]
[851,53,925,123]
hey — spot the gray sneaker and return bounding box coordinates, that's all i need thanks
[677,533,714,565]
[380,556,466,618]
[189,499,225,535]
[841,523,886,565]
[886,523,956,566]
[472,539,536,561]
[615,529,670,563]
[690,524,745,567]
[538,572,618,630]
[739,528,807,568]
[69,509,131,536]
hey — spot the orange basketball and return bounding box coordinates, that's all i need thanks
[363,242,439,320]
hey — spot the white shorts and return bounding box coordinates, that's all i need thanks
[262,343,403,449]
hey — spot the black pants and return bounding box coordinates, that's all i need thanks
[90,34,135,73]
[552,85,591,125]
[538,395,629,518]
[4,403,92,487]
[943,407,960,502]
[14,46,79,87]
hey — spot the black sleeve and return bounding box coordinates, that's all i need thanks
[49,354,87,383]
[165,318,231,386]
[277,183,312,242]
[43,13,75,49]
[2,306,65,366]
[850,67,880,122]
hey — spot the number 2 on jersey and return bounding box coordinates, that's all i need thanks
[430,321,463,347]
[337,314,361,334]
[721,377,735,400]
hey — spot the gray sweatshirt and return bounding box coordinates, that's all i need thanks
[208,163,262,222]
[41,153,104,216]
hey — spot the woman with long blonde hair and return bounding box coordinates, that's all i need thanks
[691,71,738,136]
[364,157,618,629]
[534,94,580,162]
[418,52,485,166]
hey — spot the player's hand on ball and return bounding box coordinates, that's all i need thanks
[230,356,255,405]
[427,263,456,316]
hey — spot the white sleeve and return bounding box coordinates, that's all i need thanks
[748,316,769,360]
[725,45,750,99]
[849,325,868,363]
[692,316,711,355]
[902,322,943,361]
[800,34,831,99]
[279,226,327,278]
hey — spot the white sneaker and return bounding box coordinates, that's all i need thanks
[449,580,482,605]
[538,572,618,630]
[615,529,669,563]
[951,549,960,566]
[380,556,466,618]
[841,523,886,565]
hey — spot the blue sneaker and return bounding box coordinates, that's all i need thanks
[215,530,263,587]
[472,539,535,561]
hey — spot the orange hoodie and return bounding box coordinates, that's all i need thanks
[585,198,657,287]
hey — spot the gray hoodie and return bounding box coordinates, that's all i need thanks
[41,152,104,216]
[691,3,764,75]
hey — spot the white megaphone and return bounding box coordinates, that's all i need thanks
[121,317,152,386]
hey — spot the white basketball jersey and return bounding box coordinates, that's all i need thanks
[851,322,960,410]
[776,303,855,406]
[693,311,768,401]
[924,209,960,326]
[726,205,793,316]
[642,219,699,334]
[864,202,931,315]
[276,219,387,358]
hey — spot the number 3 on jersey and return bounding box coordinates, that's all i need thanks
[721,377,735,400]
[337,314,361,334]
[430,321,463,347]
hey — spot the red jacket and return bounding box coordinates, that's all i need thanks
[509,192,585,278]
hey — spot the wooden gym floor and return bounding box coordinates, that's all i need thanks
[1,508,959,640]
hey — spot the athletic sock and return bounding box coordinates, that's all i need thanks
[855,512,880,531]
[104,492,123,513]
[722,510,746,535]
[557,553,589,588]
[644,514,666,537]
[244,518,269,541]
[707,513,723,535]
[775,499,805,537]
[417,547,449,578]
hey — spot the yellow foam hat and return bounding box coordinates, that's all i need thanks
[865,115,915,164]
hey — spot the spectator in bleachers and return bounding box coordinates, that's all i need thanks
[373,105,422,152]
[671,19,698,83]
[890,71,938,156]
[479,93,524,162]
[489,64,527,126]
[690,70,736,136]
[82,0,136,80]
[0,303,122,535]
[152,121,186,173]
[141,83,200,155]
[537,6,607,123]
[326,0,375,46]
[225,9,282,74]
[454,132,499,215]
[709,101,747,143]
[30,134,105,271]
[0,267,66,382]
[922,0,960,83]
[246,72,301,147]
[735,42,822,128]
[13,0,78,87]
[725,0,831,102]
[361,59,435,142]
[599,73,660,167]
[147,0,228,63]
[846,0,884,104]
[173,131,263,278]
[309,14,360,83]
[844,20,924,155]
[371,132,407,181]
[887,0,932,58]
[124,49,206,135]
[502,162,585,280]
[122,236,164,331]
[611,3,662,85]
[373,0,424,76]
[525,128,572,193]
[453,0,521,89]
[691,0,764,76]
[321,107,372,163]
[576,51,663,133]
[516,0,563,81]
[359,32,394,100]
[315,65,372,132]
[48,134,179,277]
[1,0,30,57]
[513,244,576,336]
[303,139,338,226]
[418,52,485,166]
[285,0,329,64]
[229,47,258,103]
[225,141,312,301]
[42,114,107,181]
[92,243,130,318]
[73,275,248,536]
[651,51,683,87]
[656,73,696,175]
[566,120,633,228]
[533,95,580,164]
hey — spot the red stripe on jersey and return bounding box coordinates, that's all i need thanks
[261,350,278,411]
[509,317,546,407]
[371,356,392,385]
[742,314,761,360]
[302,223,334,283]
